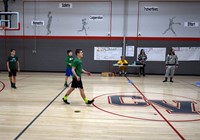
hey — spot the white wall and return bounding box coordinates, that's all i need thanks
[1,0,200,37]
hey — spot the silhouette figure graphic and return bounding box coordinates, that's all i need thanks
[46,11,52,35]
[163,17,181,36]
[77,18,89,36]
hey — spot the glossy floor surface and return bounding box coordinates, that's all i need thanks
[0,72,200,140]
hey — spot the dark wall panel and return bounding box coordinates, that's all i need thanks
[0,38,200,75]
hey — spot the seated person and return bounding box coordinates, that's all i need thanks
[117,56,128,76]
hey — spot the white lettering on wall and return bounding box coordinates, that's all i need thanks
[59,3,72,8]
[31,20,45,26]
[89,15,103,21]
[184,22,199,27]
[144,6,159,11]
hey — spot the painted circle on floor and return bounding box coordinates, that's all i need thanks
[93,92,200,122]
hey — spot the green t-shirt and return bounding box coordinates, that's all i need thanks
[7,56,18,70]
[72,58,82,78]
[65,56,74,68]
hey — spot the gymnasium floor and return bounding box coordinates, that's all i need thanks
[0,72,200,140]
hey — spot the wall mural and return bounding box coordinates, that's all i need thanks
[46,11,53,35]
[162,17,181,36]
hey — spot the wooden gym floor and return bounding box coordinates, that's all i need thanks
[0,72,200,140]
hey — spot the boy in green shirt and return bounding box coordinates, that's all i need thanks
[63,49,94,105]
[64,50,73,87]
[6,49,20,89]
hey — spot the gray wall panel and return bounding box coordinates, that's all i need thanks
[1,38,199,75]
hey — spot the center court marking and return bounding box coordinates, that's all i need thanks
[93,92,200,122]
[125,77,185,140]
[14,81,71,140]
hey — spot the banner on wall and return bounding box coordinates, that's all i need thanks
[173,47,200,61]
[94,47,122,60]
[137,48,166,61]
[126,46,135,57]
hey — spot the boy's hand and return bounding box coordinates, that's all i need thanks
[76,76,80,81]
[87,72,91,76]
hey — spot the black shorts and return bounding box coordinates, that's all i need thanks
[9,69,17,77]
[71,78,83,89]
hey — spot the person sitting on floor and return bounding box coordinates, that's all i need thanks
[117,56,128,76]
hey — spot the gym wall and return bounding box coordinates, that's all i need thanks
[0,0,200,75]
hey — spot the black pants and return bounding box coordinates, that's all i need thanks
[140,64,146,76]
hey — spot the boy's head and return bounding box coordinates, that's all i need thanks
[67,50,72,56]
[75,49,83,58]
[121,56,125,61]
[10,49,16,56]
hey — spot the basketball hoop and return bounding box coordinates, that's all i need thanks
[0,26,6,30]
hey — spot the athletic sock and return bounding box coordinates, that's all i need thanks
[84,98,88,104]
[63,96,68,100]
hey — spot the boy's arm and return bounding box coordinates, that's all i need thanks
[6,61,10,72]
[124,60,128,64]
[72,66,80,80]
[65,58,69,66]
[117,60,121,65]
[17,61,20,72]
[82,69,90,76]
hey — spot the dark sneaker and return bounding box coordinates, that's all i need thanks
[12,83,17,89]
[163,79,167,82]
[86,99,94,104]
[64,83,69,87]
[62,98,70,104]
[11,82,14,88]
[170,80,174,83]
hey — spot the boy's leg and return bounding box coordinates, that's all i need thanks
[63,87,75,104]
[9,77,13,87]
[119,66,123,76]
[13,76,16,88]
[64,76,69,87]
[64,68,69,87]
[8,71,13,87]
[64,68,72,87]
[12,70,17,89]
[79,88,94,104]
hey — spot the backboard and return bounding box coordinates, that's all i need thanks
[0,12,20,30]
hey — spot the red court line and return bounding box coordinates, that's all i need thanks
[0,81,6,93]
[126,77,185,140]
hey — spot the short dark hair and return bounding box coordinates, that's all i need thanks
[10,49,15,52]
[67,50,72,54]
[75,49,82,55]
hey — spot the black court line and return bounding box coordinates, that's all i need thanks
[125,77,185,140]
[14,82,71,140]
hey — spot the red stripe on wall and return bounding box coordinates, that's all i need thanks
[1,35,200,41]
